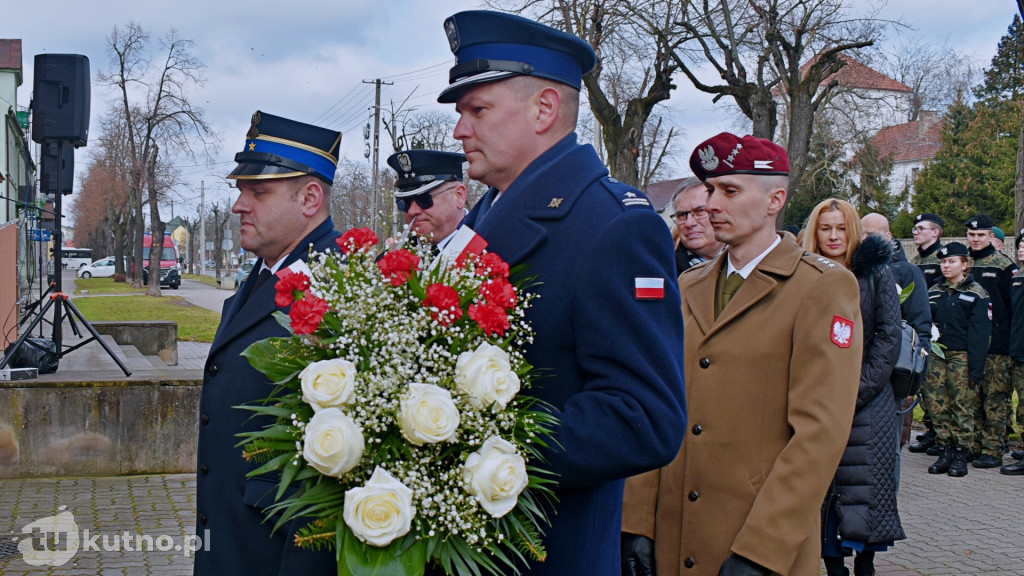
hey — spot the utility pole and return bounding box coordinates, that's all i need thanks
[199,181,206,274]
[363,78,392,237]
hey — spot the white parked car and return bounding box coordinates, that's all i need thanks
[77,257,119,279]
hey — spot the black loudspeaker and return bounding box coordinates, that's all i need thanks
[31,54,90,147]
[40,142,74,195]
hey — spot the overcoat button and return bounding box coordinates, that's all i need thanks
[692,424,703,435]
[699,357,710,369]
[684,557,695,568]
[201,464,208,475]
[201,413,209,425]
[207,364,219,376]
[688,490,699,501]
[200,513,208,525]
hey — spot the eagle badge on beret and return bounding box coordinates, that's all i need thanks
[698,145,719,172]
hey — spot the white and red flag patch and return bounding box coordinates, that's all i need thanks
[831,315,854,348]
[634,277,665,300]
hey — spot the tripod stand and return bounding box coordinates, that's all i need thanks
[1,141,132,376]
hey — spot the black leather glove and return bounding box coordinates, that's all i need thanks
[718,554,772,576]
[621,532,656,576]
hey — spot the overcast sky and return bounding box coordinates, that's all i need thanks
[7,0,1020,215]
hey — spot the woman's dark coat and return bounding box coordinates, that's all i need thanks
[827,233,906,545]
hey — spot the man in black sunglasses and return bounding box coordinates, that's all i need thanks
[386,149,468,251]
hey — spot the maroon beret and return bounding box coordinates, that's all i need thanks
[689,133,790,181]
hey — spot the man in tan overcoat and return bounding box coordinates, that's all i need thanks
[622,133,863,576]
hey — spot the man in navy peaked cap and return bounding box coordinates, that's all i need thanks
[194,111,341,575]
[386,149,468,250]
[439,10,687,576]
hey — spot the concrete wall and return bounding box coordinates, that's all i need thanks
[0,376,201,478]
[91,321,178,365]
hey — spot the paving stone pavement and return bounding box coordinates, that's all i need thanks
[1,440,1023,575]
[4,272,1022,574]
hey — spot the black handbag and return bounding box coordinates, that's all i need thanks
[891,320,926,399]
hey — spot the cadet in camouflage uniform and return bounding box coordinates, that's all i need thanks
[909,213,946,454]
[912,213,946,289]
[926,242,991,477]
[965,215,1019,468]
[1002,229,1024,475]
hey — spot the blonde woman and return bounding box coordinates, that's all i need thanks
[804,198,905,576]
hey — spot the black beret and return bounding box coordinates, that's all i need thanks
[914,213,944,228]
[964,214,994,230]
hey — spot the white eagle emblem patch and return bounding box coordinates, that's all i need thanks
[831,315,854,348]
[698,145,719,172]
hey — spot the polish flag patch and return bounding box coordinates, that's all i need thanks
[439,225,489,267]
[635,277,665,300]
[831,315,854,348]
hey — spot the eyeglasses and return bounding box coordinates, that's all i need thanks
[912,226,936,234]
[672,206,709,223]
[395,185,455,213]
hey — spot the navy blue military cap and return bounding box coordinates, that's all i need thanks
[964,214,994,231]
[227,111,342,184]
[437,10,597,103]
[939,242,969,258]
[386,150,466,198]
[914,213,944,228]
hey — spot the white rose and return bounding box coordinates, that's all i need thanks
[462,437,529,518]
[398,383,460,446]
[302,407,364,478]
[931,324,941,342]
[299,358,358,412]
[344,467,414,547]
[455,342,520,409]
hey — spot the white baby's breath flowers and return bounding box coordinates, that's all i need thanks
[299,358,358,412]
[455,343,521,409]
[398,383,461,446]
[302,407,365,478]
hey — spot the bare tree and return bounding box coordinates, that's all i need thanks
[97,22,219,295]
[403,110,461,152]
[867,38,978,121]
[486,0,688,188]
[666,0,887,223]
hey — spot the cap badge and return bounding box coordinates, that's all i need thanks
[698,145,719,172]
[970,220,977,228]
[248,141,256,152]
[246,111,261,139]
[445,19,460,52]
[398,153,412,173]
[548,198,563,208]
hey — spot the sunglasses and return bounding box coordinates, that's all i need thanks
[395,185,455,213]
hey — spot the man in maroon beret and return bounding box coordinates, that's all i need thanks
[622,133,863,576]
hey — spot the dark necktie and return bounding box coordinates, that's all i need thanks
[716,272,744,318]
[246,269,273,303]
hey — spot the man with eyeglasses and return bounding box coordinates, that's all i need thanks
[670,176,725,276]
[386,150,468,251]
[909,213,945,454]
[911,213,946,289]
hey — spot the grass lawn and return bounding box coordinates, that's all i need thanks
[73,277,148,295]
[183,273,220,288]
[72,295,221,342]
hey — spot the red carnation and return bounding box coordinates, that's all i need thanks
[275,270,311,307]
[469,302,511,337]
[290,294,329,334]
[337,227,380,254]
[422,283,463,326]
[477,252,510,279]
[377,250,421,287]
[480,278,517,309]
